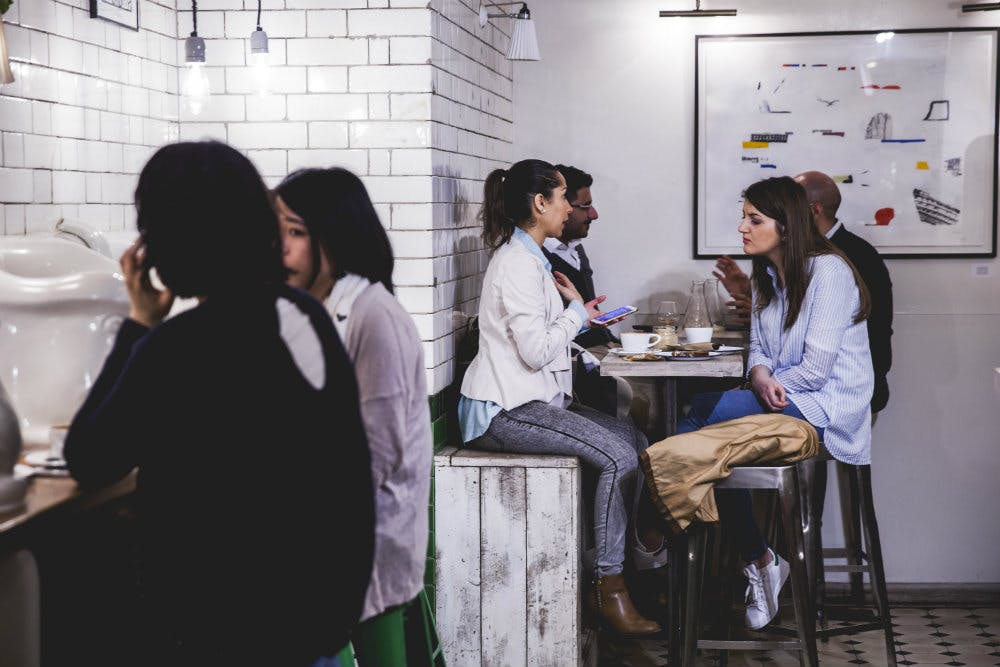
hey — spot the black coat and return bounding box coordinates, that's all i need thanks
[66,286,374,666]
[831,224,893,413]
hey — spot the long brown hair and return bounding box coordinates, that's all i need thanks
[745,176,870,329]
[479,159,562,249]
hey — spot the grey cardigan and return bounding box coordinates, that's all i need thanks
[333,282,432,621]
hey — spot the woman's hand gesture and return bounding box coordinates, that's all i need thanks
[713,255,751,297]
[553,271,608,327]
[749,365,789,412]
[121,241,175,328]
[726,292,751,325]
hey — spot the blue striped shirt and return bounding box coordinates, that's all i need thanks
[748,254,873,464]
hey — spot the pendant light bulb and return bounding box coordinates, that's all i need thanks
[248,1,270,97]
[182,61,210,115]
[182,2,210,116]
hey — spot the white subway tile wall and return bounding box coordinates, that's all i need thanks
[1,0,178,231]
[1,0,514,392]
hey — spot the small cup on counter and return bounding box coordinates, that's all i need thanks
[48,425,69,462]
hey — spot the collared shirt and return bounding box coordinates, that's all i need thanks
[747,254,873,464]
[542,237,583,270]
[825,219,843,239]
[458,228,587,443]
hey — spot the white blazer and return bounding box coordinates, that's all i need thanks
[461,236,584,410]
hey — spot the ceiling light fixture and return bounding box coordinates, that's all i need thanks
[0,13,14,85]
[182,0,210,115]
[962,2,1000,10]
[249,0,270,96]
[659,0,737,18]
[479,2,540,61]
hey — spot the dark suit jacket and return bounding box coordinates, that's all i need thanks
[831,224,893,413]
[542,247,618,348]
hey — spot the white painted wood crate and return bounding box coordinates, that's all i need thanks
[434,446,585,667]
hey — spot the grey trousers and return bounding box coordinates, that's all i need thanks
[472,401,648,576]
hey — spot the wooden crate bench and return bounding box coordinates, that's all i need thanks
[434,446,586,667]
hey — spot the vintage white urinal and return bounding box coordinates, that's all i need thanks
[0,236,130,447]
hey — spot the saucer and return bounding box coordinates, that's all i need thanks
[610,348,669,356]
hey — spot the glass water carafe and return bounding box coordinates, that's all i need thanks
[706,278,726,333]
[681,280,713,333]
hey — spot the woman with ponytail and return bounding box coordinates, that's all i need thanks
[458,159,663,637]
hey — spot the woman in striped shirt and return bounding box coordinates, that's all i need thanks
[677,176,873,631]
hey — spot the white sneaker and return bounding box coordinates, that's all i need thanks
[633,538,669,571]
[743,548,790,630]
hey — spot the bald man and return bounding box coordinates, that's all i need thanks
[714,170,893,414]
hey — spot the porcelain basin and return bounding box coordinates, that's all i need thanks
[0,237,129,446]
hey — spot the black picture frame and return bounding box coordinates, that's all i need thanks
[694,28,999,259]
[90,0,139,31]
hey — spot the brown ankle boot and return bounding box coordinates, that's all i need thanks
[587,573,662,636]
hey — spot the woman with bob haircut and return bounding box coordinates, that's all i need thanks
[677,175,873,632]
[65,141,374,667]
[275,167,432,666]
[457,158,665,637]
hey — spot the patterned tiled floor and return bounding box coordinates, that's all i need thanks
[601,606,1000,666]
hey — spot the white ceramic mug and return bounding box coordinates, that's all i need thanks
[621,332,662,353]
[48,425,69,461]
[685,326,714,344]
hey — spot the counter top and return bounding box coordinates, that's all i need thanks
[0,469,136,550]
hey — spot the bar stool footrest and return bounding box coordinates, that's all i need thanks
[697,639,805,651]
[816,621,885,638]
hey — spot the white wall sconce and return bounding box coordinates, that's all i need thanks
[962,2,1000,10]
[659,0,737,17]
[0,11,14,85]
[479,2,540,61]
[182,0,210,115]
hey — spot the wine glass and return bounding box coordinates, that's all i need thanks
[656,301,678,327]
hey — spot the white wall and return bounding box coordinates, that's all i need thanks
[513,0,1000,584]
[0,0,179,235]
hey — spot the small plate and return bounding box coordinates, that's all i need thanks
[609,348,669,356]
[664,352,716,360]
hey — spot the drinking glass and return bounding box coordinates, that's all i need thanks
[655,301,678,327]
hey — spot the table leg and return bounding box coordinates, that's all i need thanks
[658,378,678,438]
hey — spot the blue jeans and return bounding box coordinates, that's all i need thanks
[677,390,823,561]
[311,655,342,667]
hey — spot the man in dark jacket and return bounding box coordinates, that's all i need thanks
[542,164,617,348]
[795,170,894,415]
[543,165,622,415]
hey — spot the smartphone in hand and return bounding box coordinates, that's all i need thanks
[590,305,638,326]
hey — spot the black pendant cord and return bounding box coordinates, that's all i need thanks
[191,0,198,36]
[256,0,263,30]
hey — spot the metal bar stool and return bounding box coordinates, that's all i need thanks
[799,460,896,667]
[668,459,820,667]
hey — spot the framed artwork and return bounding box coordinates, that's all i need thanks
[695,28,999,258]
[90,0,139,31]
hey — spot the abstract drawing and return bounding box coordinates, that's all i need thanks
[923,100,950,121]
[913,189,960,226]
[945,157,962,176]
[865,113,892,139]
